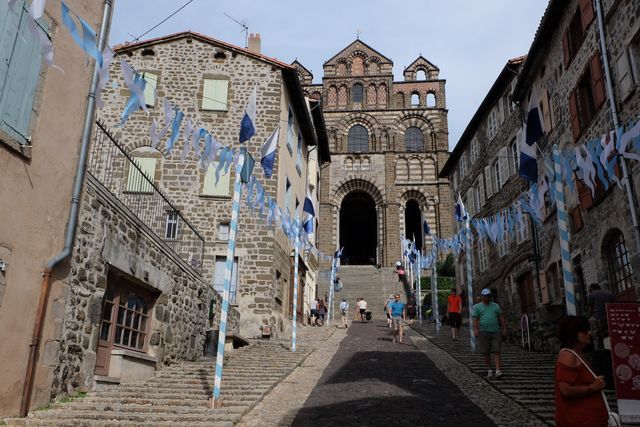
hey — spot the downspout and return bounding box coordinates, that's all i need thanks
[20,0,114,417]
[594,0,640,256]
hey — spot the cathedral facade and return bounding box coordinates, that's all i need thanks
[294,40,452,267]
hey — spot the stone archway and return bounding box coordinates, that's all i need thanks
[340,192,377,265]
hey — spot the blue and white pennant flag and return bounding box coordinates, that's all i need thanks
[520,87,545,183]
[239,86,257,143]
[260,126,280,178]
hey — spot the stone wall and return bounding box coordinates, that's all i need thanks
[47,175,239,399]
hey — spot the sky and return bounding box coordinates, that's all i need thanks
[110,0,549,151]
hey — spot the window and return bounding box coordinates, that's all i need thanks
[404,127,423,152]
[473,181,481,213]
[395,92,405,108]
[218,222,230,241]
[487,108,498,140]
[497,231,509,258]
[201,79,229,111]
[141,71,158,107]
[352,57,364,76]
[352,84,363,103]
[492,159,501,191]
[347,125,368,152]
[470,138,479,163]
[0,0,46,146]
[296,131,303,176]
[287,107,295,153]
[165,210,179,240]
[327,86,337,106]
[569,54,606,140]
[113,292,151,350]
[126,157,156,193]
[562,0,594,67]
[426,92,436,107]
[477,237,489,272]
[416,70,427,80]
[605,230,634,298]
[510,137,519,176]
[410,92,420,107]
[460,154,467,179]
[285,178,292,215]
[202,162,231,197]
[214,256,239,303]
[516,216,529,244]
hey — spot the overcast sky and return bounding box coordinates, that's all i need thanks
[110,0,549,150]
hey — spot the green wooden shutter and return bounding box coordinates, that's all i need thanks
[0,0,44,144]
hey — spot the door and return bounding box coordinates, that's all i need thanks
[95,286,117,376]
[518,272,536,315]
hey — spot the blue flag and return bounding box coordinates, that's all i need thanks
[239,86,257,143]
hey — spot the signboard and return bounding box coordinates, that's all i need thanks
[606,303,640,419]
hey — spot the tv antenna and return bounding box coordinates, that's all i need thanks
[224,13,249,48]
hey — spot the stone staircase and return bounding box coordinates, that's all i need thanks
[412,322,622,426]
[318,265,415,319]
[7,338,318,426]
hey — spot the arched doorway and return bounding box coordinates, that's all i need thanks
[405,200,422,251]
[340,192,377,265]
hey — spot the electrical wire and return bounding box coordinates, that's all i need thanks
[132,0,196,43]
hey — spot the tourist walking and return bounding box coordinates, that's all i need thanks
[388,293,406,343]
[472,288,507,378]
[447,287,462,340]
[357,298,368,322]
[407,296,417,324]
[339,299,349,329]
[384,294,394,328]
[586,283,614,350]
[310,298,319,326]
[394,261,406,284]
[354,298,361,321]
[317,299,326,326]
[555,316,608,427]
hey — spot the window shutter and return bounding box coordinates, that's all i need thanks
[541,90,552,132]
[0,2,44,144]
[569,91,581,140]
[484,165,493,197]
[562,31,571,68]
[0,0,22,97]
[577,177,593,210]
[498,147,509,186]
[142,72,158,107]
[202,79,229,110]
[590,53,607,108]
[579,0,595,31]
[616,50,633,100]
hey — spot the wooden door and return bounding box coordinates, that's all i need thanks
[518,272,536,315]
[95,286,116,376]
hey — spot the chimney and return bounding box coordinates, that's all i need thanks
[248,33,261,54]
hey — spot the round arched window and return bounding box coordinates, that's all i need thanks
[348,125,368,152]
[352,84,364,103]
[404,127,423,152]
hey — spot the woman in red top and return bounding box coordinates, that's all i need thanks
[446,288,462,340]
[555,316,608,427]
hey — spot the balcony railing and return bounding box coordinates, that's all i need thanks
[88,120,205,273]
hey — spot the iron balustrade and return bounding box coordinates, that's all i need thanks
[88,120,205,273]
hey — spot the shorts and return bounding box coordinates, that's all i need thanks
[310,309,318,317]
[392,316,403,329]
[341,310,347,318]
[478,331,502,354]
[360,309,366,315]
[448,312,461,329]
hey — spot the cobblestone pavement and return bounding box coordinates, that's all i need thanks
[289,320,495,427]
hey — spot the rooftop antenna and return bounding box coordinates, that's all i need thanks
[224,12,249,48]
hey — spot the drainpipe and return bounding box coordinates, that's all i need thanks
[595,0,640,257]
[20,0,114,417]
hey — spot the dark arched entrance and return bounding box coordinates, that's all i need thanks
[405,200,422,251]
[340,192,377,265]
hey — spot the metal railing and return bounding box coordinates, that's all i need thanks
[88,120,205,273]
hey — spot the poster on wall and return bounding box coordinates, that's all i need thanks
[606,303,640,420]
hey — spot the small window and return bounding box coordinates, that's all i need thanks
[410,92,420,107]
[493,159,501,191]
[516,217,529,244]
[287,107,295,153]
[404,127,423,152]
[285,178,292,215]
[426,92,436,107]
[416,70,427,80]
[352,84,363,103]
[218,222,230,241]
[141,72,158,107]
[201,162,231,197]
[165,210,179,240]
[126,157,156,193]
[605,230,634,298]
[510,137,519,176]
[202,79,229,111]
[497,232,509,258]
[214,50,227,60]
[470,138,479,162]
[296,131,303,175]
[487,109,498,139]
[214,256,238,303]
[347,125,368,152]
[112,289,152,351]
[477,237,489,272]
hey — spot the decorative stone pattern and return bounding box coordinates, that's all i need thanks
[294,40,452,267]
[50,174,239,399]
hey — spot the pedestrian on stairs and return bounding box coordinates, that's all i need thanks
[388,294,406,343]
[357,298,368,322]
[447,287,462,340]
[472,288,507,379]
[339,299,349,328]
[384,294,394,328]
[317,299,326,326]
[310,298,319,326]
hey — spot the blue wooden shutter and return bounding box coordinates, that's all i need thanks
[0,0,45,144]
[0,0,23,97]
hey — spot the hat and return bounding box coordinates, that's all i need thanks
[481,288,491,296]
[396,261,402,267]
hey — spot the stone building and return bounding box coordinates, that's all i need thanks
[0,0,114,416]
[293,40,452,267]
[97,31,330,339]
[512,0,640,323]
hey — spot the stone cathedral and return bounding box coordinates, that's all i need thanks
[293,40,452,267]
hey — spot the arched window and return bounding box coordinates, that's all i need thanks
[347,125,368,152]
[416,70,427,80]
[327,86,337,106]
[377,84,387,105]
[338,86,348,105]
[352,84,363,103]
[405,127,423,152]
[411,92,420,107]
[605,230,634,298]
[352,57,364,76]
[395,92,405,108]
[367,84,377,105]
[426,92,436,107]
[368,61,379,75]
[337,62,346,76]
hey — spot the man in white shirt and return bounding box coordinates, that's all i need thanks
[357,298,368,322]
[339,299,349,329]
[310,298,319,326]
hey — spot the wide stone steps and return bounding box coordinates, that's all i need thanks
[412,323,623,425]
[8,340,312,426]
